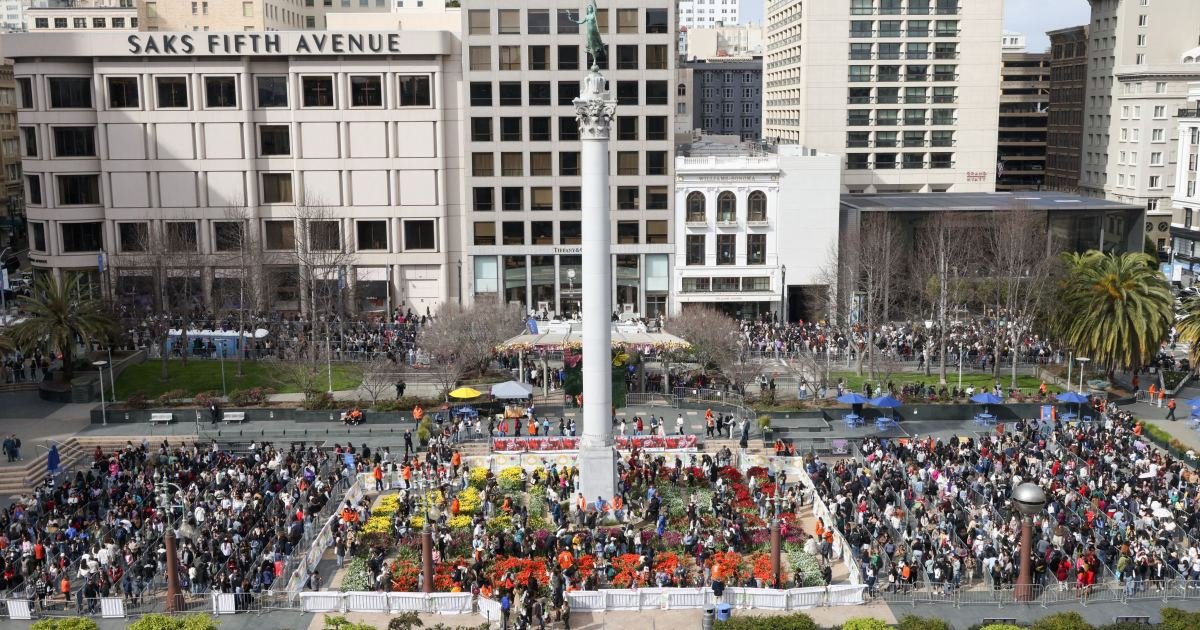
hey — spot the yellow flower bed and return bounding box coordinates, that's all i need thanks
[457,487,483,515]
[409,515,426,529]
[447,515,472,529]
[468,467,489,489]
[373,494,400,517]
[361,515,391,535]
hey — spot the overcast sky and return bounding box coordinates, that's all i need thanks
[740,0,1091,53]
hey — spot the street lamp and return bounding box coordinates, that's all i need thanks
[1076,357,1090,394]
[155,477,187,612]
[416,475,438,594]
[92,360,108,426]
[780,264,787,324]
[765,492,788,588]
[957,341,964,390]
[1012,483,1046,602]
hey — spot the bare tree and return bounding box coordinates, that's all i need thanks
[360,357,401,405]
[984,205,1057,387]
[837,214,904,378]
[911,212,974,384]
[418,298,525,398]
[215,206,281,377]
[295,195,359,363]
[663,305,764,394]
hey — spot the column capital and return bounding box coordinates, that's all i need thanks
[573,68,616,140]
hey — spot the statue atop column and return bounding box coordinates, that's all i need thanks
[565,0,605,71]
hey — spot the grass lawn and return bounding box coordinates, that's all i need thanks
[115,359,363,399]
[826,371,1062,394]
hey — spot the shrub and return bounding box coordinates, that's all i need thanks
[1162,607,1200,630]
[157,389,185,407]
[757,415,771,430]
[229,387,274,406]
[126,390,149,410]
[1032,612,1093,630]
[1097,624,1156,630]
[32,619,101,630]
[416,418,432,444]
[842,619,891,630]
[340,557,372,592]
[303,390,337,411]
[980,625,1024,630]
[193,391,219,409]
[714,612,818,630]
[127,614,219,630]
[898,617,950,630]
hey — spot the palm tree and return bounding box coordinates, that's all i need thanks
[9,274,112,381]
[1056,250,1173,375]
[1175,296,1200,366]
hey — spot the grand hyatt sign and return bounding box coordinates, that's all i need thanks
[0,31,452,59]
[127,32,404,55]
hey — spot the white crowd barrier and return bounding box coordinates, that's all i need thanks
[478,596,502,623]
[557,585,864,613]
[297,591,474,615]
[100,596,125,618]
[5,599,30,620]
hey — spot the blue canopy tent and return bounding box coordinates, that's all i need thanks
[870,395,903,420]
[970,392,1003,416]
[1055,392,1090,419]
[837,392,869,420]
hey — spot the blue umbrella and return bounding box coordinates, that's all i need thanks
[970,393,1003,405]
[870,395,903,420]
[1055,392,1089,404]
[837,393,870,405]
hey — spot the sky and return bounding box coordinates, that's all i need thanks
[739,0,1091,53]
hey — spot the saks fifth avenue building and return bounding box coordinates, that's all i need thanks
[2,30,463,317]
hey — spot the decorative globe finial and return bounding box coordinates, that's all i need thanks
[1012,483,1046,517]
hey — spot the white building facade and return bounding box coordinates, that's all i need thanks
[678,0,738,30]
[1168,80,1200,284]
[4,30,463,317]
[672,144,840,321]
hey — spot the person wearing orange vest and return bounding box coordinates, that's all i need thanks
[1148,383,1159,407]
[373,464,384,491]
[705,409,716,437]
[450,450,462,474]
[402,464,412,489]
[1167,397,1177,421]
[450,495,460,515]
[413,404,424,422]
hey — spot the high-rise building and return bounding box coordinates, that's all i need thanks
[763,0,1003,193]
[686,59,762,141]
[0,63,22,247]
[682,24,763,61]
[1,0,26,32]
[1168,79,1200,284]
[460,0,676,319]
[137,0,392,32]
[678,0,738,30]
[1045,25,1088,193]
[25,0,137,32]
[997,49,1050,191]
[1079,0,1200,212]
[6,30,461,315]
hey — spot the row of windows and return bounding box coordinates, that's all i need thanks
[846,153,955,169]
[847,109,957,125]
[848,42,958,60]
[20,126,95,159]
[470,151,669,178]
[468,80,668,107]
[846,130,955,148]
[30,218,437,255]
[470,115,669,143]
[31,16,136,29]
[848,20,960,38]
[847,86,957,104]
[684,191,768,223]
[684,234,768,266]
[681,276,772,293]
[697,71,759,85]
[473,220,668,247]
[848,64,959,82]
[699,87,760,100]
[468,44,669,72]
[466,7,669,37]
[849,0,960,16]
[471,186,669,212]
[18,74,432,111]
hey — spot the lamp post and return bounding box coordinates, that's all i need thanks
[156,478,186,612]
[417,476,435,593]
[1013,483,1046,601]
[957,341,964,390]
[92,360,108,426]
[780,264,787,324]
[1076,357,1090,394]
[766,492,788,588]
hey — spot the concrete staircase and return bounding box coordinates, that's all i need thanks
[0,435,197,494]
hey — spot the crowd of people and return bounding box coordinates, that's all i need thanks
[805,403,1200,598]
[113,306,427,364]
[0,439,340,613]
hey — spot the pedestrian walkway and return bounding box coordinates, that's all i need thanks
[792,502,850,585]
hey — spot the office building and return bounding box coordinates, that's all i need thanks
[1045,25,1088,193]
[764,0,1003,193]
[997,50,1050,191]
[1,0,25,32]
[674,138,839,321]
[678,0,737,30]
[1079,0,1200,211]
[1001,30,1026,53]
[137,0,393,32]
[25,0,137,32]
[1167,79,1200,285]
[460,0,676,319]
[0,63,21,246]
[686,58,762,141]
[5,30,462,316]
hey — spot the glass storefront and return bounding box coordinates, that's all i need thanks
[616,255,639,313]
[558,255,582,318]
[503,256,527,307]
[530,255,555,315]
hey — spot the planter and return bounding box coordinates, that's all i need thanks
[90,407,419,425]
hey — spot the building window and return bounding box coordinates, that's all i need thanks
[646,117,667,141]
[467,9,489,34]
[469,46,491,71]
[686,192,706,222]
[617,221,639,244]
[717,191,736,222]
[261,173,294,204]
[530,221,553,245]
[107,77,139,108]
[256,76,288,108]
[530,187,553,210]
[499,83,522,106]
[16,77,32,109]
[646,220,668,244]
[529,45,550,71]
[471,117,492,142]
[558,46,580,71]
[349,75,383,107]
[617,186,639,210]
[473,222,496,246]
[560,152,581,176]
[118,222,149,252]
[156,77,188,108]
[646,82,668,105]
[646,151,668,176]
[259,125,290,156]
[527,9,550,34]
[472,153,494,177]
[646,8,668,33]
[469,82,493,106]
[301,76,335,108]
[647,186,668,210]
[529,82,551,106]
[213,221,244,252]
[204,76,237,108]
[26,175,41,205]
[617,152,639,176]
[167,221,199,252]
[48,77,92,109]
[501,222,524,245]
[530,117,551,141]
[616,45,638,70]
[686,235,705,265]
[53,126,96,157]
[264,220,295,250]
[497,9,519,34]
[747,234,766,265]
[56,174,100,205]
[616,82,638,105]
[748,191,767,222]
[61,222,103,253]
[617,117,638,141]
[501,153,523,176]
[559,221,581,244]
[20,127,36,158]
[716,235,735,265]
[30,222,47,252]
[560,187,581,210]
[501,187,522,210]
[473,187,494,211]
[530,153,552,176]
[398,75,432,107]
[559,117,580,141]
[557,82,580,106]
[499,46,522,71]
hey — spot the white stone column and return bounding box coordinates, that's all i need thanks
[574,68,618,504]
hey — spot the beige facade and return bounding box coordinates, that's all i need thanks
[26,0,137,32]
[138,0,391,32]
[4,30,462,315]
[0,62,20,247]
[683,24,763,61]
[1080,0,1200,212]
[764,0,1002,193]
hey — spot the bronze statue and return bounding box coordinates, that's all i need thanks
[565,0,604,69]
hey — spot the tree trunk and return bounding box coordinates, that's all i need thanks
[159,332,170,382]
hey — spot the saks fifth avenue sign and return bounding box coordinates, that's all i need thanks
[127,32,405,55]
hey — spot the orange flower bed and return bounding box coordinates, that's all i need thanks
[610,553,645,588]
[706,550,745,582]
[750,553,775,585]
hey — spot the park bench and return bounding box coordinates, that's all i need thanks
[223,411,247,424]
[149,412,173,425]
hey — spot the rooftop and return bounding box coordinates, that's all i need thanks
[840,192,1141,213]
